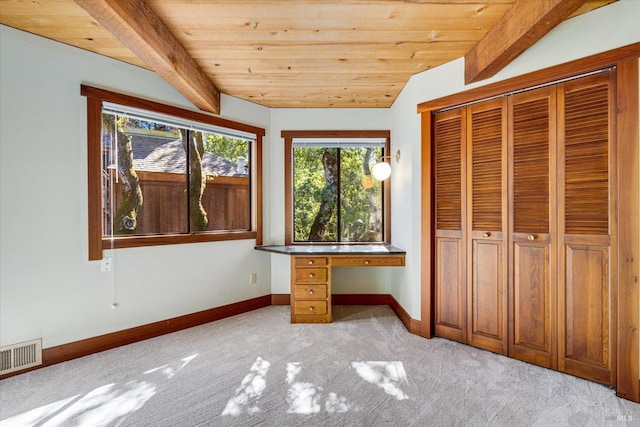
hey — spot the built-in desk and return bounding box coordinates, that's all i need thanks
[255,245,406,323]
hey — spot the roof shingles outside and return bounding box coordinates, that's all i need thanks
[130,135,246,177]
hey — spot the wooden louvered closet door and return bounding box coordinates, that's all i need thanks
[430,70,618,388]
[557,71,616,385]
[433,108,467,343]
[466,98,508,354]
[508,86,558,369]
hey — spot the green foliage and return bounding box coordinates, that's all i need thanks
[293,146,383,242]
[204,133,249,163]
[294,148,336,241]
[119,117,173,132]
[339,148,383,242]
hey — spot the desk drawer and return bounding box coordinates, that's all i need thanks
[331,255,405,267]
[294,267,327,282]
[294,300,327,315]
[294,284,327,300]
[295,257,328,267]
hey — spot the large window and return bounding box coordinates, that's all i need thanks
[84,86,264,260]
[283,130,391,244]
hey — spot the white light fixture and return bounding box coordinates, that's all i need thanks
[372,162,391,181]
[372,149,401,181]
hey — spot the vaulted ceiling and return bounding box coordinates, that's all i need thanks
[0,0,616,112]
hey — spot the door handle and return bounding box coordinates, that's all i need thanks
[527,234,535,241]
[482,232,491,238]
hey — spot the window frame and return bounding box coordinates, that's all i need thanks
[282,130,391,245]
[84,85,264,260]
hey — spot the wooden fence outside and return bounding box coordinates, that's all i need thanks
[105,171,249,235]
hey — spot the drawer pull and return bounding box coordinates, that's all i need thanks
[309,273,314,278]
[309,306,315,312]
[364,260,370,265]
[482,232,491,238]
[308,260,313,265]
[527,234,535,241]
[308,289,314,295]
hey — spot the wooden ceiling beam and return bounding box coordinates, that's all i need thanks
[74,0,220,114]
[464,0,588,84]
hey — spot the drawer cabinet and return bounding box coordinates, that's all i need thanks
[294,267,328,282]
[287,252,406,324]
[294,284,327,300]
[330,255,405,267]
[291,256,331,323]
[294,300,328,316]
[295,257,328,267]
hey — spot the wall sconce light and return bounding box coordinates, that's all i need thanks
[372,149,401,181]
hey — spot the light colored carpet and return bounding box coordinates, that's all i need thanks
[1,305,638,426]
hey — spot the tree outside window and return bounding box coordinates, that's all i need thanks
[83,85,264,260]
[284,131,391,245]
[102,111,251,237]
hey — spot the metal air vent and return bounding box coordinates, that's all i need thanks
[0,339,42,375]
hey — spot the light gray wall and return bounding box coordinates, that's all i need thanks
[388,0,640,320]
[0,26,271,348]
[1,0,638,353]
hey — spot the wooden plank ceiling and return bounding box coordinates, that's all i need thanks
[0,0,615,110]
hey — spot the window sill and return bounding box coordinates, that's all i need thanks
[100,231,257,251]
[289,242,391,245]
[256,244,405,256]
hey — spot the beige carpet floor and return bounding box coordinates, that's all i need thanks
[1,305,638,426]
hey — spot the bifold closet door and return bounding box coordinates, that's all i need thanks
[466,98,508,355]
[430,68,619,388]
[433,108,466,343]
[508,86,558,369]
[557,71,616,386]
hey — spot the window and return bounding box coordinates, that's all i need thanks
[283,130,391,244]
[83,86,264,260]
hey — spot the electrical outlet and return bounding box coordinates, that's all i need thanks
[101,257,112,272]
[249,272,257,284]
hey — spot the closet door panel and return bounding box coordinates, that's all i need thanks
[563,242,611,384]
[470,236,505,350]
[510,235,553,367]
[467,99,507,354]
[508,86,557,368]
[434,108,466,343]
[435,232,465,341]
[558,71,616,385]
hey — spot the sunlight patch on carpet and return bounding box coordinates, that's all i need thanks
[351,361,409,400]
[286,381,322,414]
[1,382,156,427]
[0,395,79,426]
[1,354,199,427]
[286,362,322,414]
[221,359,410,417]
[286,361,302,384]
[284,362,353,414]
[144,353,198,379]
[222,357,271,416]
[325,392,351,413]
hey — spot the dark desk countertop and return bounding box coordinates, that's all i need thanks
[255,244,406,256]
